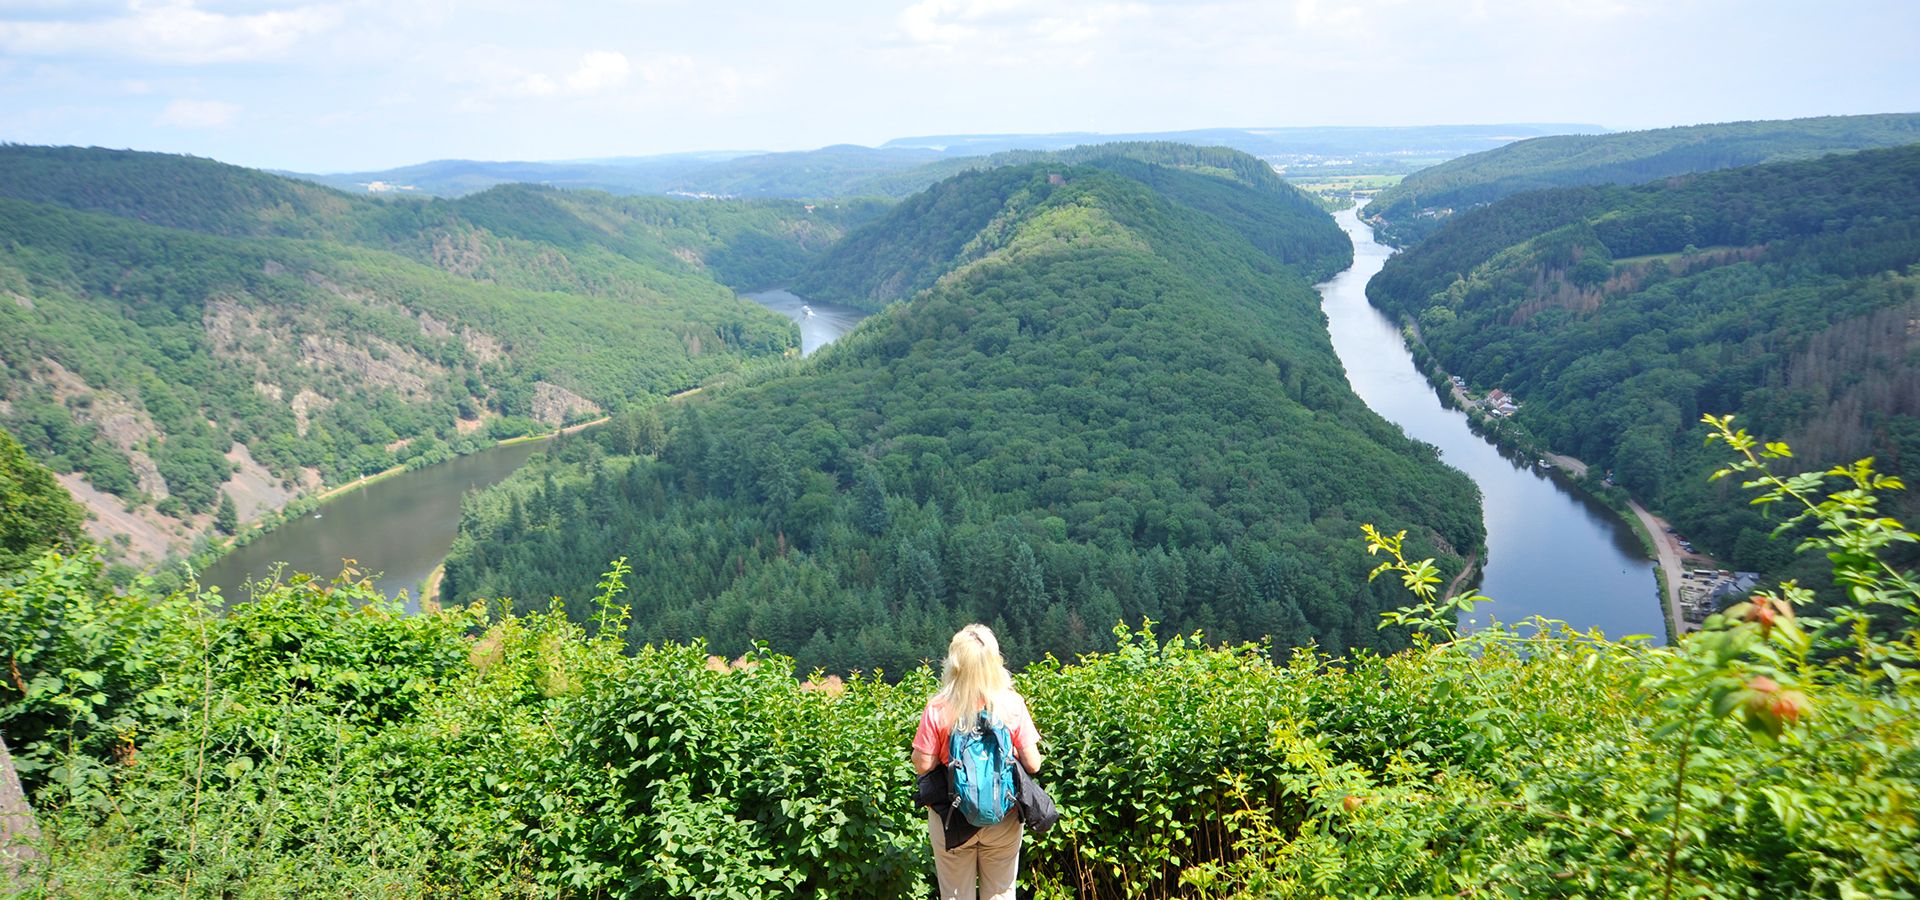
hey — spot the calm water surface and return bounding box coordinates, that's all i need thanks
[205,291,868,607]
[744,289,869,357]
[203,439,553,607]
[1319,204,1663,641]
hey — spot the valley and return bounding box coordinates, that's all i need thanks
[5,97,1920,895]
[1366,143,1920,613]
[438,147,1485,673]
[0,147,872,576]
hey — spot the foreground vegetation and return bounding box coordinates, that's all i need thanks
[3,417,1915,898]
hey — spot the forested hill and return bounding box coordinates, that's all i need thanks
[790,142,1348,310]
[1362,113,1920,246]
[0,145,371,239]
[1367,143,1920,583]
[441,156,1484,674]
[0,146,870,568]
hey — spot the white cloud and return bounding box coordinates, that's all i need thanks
[1290,0,1368,31]
[0,0,343,64]
[460,48,763,111]
[504,50,633,98]
[565,50,631,93]
[899,0,1025,46]
[894,0,1148,66]
[511,72,557,97]
[156,98,238,126]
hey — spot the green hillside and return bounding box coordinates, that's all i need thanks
[792,143,1349,309]
[1363,113,1920,245]
[440,153,1482,674]
[0,146,868,565]
[1367,143,1920,585]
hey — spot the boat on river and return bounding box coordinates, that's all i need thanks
[801,304,815,317]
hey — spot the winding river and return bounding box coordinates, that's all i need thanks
[1319,204,1663,641]
[202,292,869,606]
[204,222,1660,640]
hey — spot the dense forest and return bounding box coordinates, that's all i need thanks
[4,417,1916,896]
[1367,144,1920,584]
[789,143,1351,310]
[441,150,1484,674]
[1362,113,1920,245]
[0,146,873,562]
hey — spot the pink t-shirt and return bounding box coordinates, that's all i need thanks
[913,691,1040,765]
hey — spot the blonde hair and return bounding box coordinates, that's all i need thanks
[934,624,1013,731]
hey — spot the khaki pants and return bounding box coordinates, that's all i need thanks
[928,810,1023,900]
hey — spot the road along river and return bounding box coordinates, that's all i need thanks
[1317,204,1665,641]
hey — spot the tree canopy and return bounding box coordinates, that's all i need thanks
[1367,143,1920,590]
[0,146,871,541]
[0,425,85,572]
[1363,113,1920,245]
[444,155,1482,672]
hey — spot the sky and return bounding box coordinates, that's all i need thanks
[1,0,1916,173]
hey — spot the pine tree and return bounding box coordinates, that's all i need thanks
[1009,542,1047,628]
[213,491,238,536]
[855,467,890,535]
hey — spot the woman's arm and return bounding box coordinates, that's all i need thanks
[1017,739,1043,774]
[912,747,938,775]
[1009,691,1044,773]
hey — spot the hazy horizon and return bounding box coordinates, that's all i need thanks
[3,1,1917,173]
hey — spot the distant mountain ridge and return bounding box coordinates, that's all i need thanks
[277,152,753,198]
[879,124,1602,157]
[1363,112,1920,245]
[282,123,1602,200]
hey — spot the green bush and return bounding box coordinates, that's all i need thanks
[4,417,1917,897]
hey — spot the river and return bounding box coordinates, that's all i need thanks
[202,291,869,606]
[204,236,1659,639]
[202,438,553,606]
[742,289,869,357]
[1318,204,1664,641]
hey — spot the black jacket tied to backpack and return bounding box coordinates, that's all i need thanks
[913,765,1059,850]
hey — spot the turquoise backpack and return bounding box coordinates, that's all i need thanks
[948,709,1017,827]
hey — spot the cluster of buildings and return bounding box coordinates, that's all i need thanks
[1452,377,1521,417]
[1678,568,1761,625]
[1482,388,1520,418]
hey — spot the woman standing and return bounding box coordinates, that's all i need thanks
[911,624,1044,900]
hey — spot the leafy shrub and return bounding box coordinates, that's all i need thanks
[5,417,1917,898]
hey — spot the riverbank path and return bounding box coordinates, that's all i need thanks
[1539,451,1686,639]
[1448,376,1688,638]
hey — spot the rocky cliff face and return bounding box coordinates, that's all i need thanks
[0,733,42,882]
[531,382,601,427]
